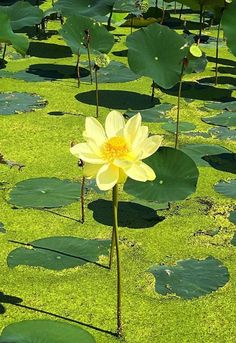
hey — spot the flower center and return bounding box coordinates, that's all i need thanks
[103,136,129,160]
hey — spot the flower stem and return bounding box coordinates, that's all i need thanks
[215,21,221,86]
[95,66,99,118]
[112,184,122,338]
[80,176,85,224]
[108,226,115,269]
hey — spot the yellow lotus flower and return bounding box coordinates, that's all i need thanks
[71,111,163,191]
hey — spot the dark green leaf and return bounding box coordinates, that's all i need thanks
[203,153,236,174]
[127,23,188,89]
[229,211,236,225]
[149,256,229,299]
[9,177,81,208]
[209,127,236,141]
[124,147,199,203]
[214,179,236,199]
[60,15,114,55]
[202,111,236,127]
[222,0,236,57]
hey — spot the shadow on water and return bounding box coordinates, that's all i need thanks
[88,199,165,228]
[75,90,159,110]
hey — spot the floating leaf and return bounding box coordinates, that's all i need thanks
[180,144,232,166]
[209,127,236,141]
[81,61,138,83]
[204,101,236,111]
[9,177,81,208]
[124,147,199,203]
[214,179,236,199]
[8,237,110,270]
[149,256,229,299]
[203,153,236,174]
[0,320,96,343]
[60,15,114,55]
[0,222,6,233]
[125,104,174,123]
[162,121,196,133]
[0,92,47,115]
[127,23,188,89]
[202,112,236,127]
[229,211,236,225]
[189,43,202,58]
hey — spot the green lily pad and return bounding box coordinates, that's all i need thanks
[180,144,232,167]
[8,236,110,270]
[229,211,236,225]
[0,12,29,56]
[148,256,229,299]
[0,320,96,343]
[60,14,114,55]
[162,121,196,133]
[202,112,236,127]
[204,101,236,111]
[231,233,236,245]
[82,61,138,83]
[208,127,236,141]
[214,179,236,199]
[203,153,236,174]
[183,131,211,138]
[55,0,115,18]
[125,104,174,123]
[124,147,199,203]
[222,0,236,57]
[0,222,6,233]
[0,1,43,30]
[0,92,47,115]
[85,179,105,194]
[127,23,189,89]
[9,177,81,208]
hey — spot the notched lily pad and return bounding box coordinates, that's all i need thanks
[0,92,47,115]
[0,320,96,343]
[214,179,236,199]
[8,236,110,270]
[125,104,174,123]
[162,121,196,133]
[9,177,81,208]
[148,257,229,299]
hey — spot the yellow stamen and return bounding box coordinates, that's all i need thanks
[103,136,129,161]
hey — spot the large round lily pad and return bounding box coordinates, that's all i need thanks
[0,320,95,343]
[214,179,236,199]
[124,147,199,203]
[148,256,229,299]
[202,112,236,127]
[0,92,47,115]
[125,104,174,123]
[81,61,138,83]
[8,236,110,270]
[180,144,232,167]
[9,178,81,208]
[127,23,188,89]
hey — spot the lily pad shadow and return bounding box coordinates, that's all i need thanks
[203,153,236,174]
[0,292,22,315]
[28,42,72,59]
[198,76,236,86]
[161,82,234,101]
[76,90,159,110]
[88,199,165,228]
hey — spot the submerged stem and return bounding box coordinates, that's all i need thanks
[112,184,122,338]
[215,21,221,86]
[175,59,185,149]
